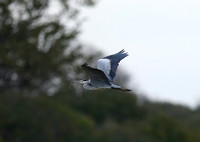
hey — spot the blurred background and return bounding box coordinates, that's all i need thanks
[79,0,200,108]
[0,0,200,142]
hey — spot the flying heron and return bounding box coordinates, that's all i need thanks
[74,49,131,92]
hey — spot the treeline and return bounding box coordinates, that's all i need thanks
[1,90,200,142]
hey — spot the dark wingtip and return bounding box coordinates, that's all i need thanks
[119,49,128,56]
[119,49,125,53]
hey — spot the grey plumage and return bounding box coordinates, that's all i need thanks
[102,49,128,81]
[81,63,111,88]
[74,49,131,92]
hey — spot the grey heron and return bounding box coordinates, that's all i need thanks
[74,49,131,92]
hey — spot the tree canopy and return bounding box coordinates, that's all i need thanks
[0,0,97,94]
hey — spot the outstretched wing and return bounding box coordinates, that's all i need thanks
[97,49,128,81]
[81,63,111,87]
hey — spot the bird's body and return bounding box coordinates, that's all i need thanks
[82,80,111,90]
[74,49,131,92]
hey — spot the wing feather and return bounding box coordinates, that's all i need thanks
[97,49,128,81]
[81,63,110,87]
[97,59,112,81]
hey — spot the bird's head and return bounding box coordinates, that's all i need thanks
[73,79,88,85]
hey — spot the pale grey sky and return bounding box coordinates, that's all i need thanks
[79,0,200,108]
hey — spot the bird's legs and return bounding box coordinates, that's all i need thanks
[111,86,131,92]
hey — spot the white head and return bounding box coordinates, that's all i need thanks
[73,79,88,85]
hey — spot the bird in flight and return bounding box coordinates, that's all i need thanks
[74,49,131,92]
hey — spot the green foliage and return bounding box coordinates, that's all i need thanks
[1,92,200,142]
[58,90,146,123]
[145,114,187,142]
[0,93,95,142]
[0,0,97,94]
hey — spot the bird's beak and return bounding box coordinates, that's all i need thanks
[73,80,80,84]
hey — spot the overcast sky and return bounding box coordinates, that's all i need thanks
[79,0,200,108]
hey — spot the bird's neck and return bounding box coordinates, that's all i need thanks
[82,80,89,84]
